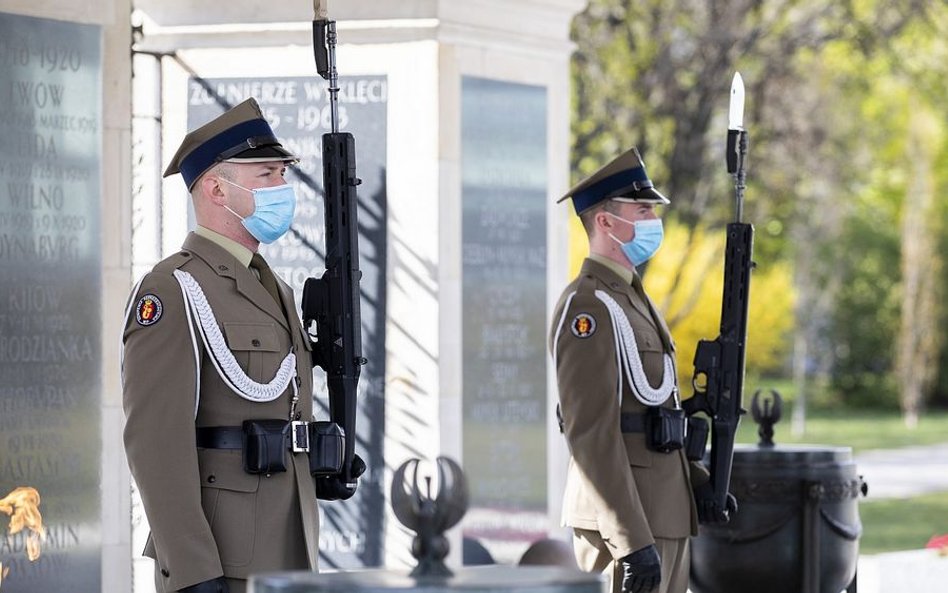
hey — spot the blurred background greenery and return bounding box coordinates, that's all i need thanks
[566,0,948,426]
[564,0,948,554]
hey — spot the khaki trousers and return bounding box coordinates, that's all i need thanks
[152,571,244,593]
[572,528,689,593]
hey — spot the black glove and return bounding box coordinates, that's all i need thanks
[618,544,661,593]
[314,453,367,500]
[693,481,738,524]
[179,577,229,593]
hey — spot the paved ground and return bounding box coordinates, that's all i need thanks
[854,442,948,499]
[852,442,948,592]
[857,548,948,593]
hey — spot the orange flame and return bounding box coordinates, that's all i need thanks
[1,486,46,562]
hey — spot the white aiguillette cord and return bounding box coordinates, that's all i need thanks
[594,290,677,406]
[173,270,297,405]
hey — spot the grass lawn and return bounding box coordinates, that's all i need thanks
[733,408,948,453]
[859,491,948,554]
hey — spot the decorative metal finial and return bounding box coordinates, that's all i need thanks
[391,456,469,577]
[751,389,782,448]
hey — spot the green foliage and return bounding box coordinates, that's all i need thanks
[935,204,948,408]
[829,208,903,409]
[570,0,948,414]
[643,218,794,384]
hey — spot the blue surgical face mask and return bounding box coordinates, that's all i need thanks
[608,214,664,266]
[221,179,296,244]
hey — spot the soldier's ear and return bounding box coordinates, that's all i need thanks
[594,209,614,233]
[200,173,227,206]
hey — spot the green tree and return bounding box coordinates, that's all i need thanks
[569,0,948,423]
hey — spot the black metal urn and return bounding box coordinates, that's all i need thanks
[690,391,867,593]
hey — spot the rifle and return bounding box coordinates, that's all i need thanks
[301,0,367,501]
[683,72,754,523]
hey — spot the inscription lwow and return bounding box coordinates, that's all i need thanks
[10,80,66,109]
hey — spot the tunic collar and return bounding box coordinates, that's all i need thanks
[195,226,253,268]
[589,253,637,286]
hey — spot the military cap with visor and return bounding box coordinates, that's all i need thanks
[559,147,670,214]
[163,98,298,190]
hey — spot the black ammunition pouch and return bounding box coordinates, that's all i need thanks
[242,419,290,474]
[198,419,347,477]
[645,407,686,453]
[685,416,710,461]
[308,421,345,477]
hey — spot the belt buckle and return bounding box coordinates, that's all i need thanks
[291,420,310,453]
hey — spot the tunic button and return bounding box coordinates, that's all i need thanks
[161,569,170,577]
[252,339,261,347]
[207,475,216,484]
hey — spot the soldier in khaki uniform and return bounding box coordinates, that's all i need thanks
[122,99,320,593]
[550,148,708,593]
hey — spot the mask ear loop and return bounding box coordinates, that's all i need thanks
[218,176,252,193]
[217,177,253,222]
[222,204,246,221]
[607,212,637,226]
[606,211,636,246]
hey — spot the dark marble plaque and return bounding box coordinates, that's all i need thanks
[186,74,387,569]
[460,77,548,561]
[0,12,102,593]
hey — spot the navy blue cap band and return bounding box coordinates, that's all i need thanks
[572,166,651,213]
[179,119,276,188]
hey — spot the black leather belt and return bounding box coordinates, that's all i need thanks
[195,426,243,449]
[620,412,646,433]
[196,422,311,453]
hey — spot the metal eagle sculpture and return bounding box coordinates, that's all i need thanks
[391,456,470,577]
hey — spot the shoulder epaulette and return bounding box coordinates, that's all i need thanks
[153,250,194,275]
[576,271,600,294]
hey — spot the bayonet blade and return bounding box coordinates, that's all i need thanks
[314,0,328,20]
[728,72,745,131]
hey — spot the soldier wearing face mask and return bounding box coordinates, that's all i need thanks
[550,148,707,593]
[121,98,322,593]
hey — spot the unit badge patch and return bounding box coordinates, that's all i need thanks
[570,313,596,338]
[136,294,163,326]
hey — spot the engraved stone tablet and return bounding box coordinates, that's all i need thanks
[460,77,548,561]
[0,11,102,593]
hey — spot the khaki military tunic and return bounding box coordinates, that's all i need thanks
[550,257,698,591]
[122,231,319,592]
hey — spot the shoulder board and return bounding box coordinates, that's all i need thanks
[152,250,194,274]
[576,271,599,293]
